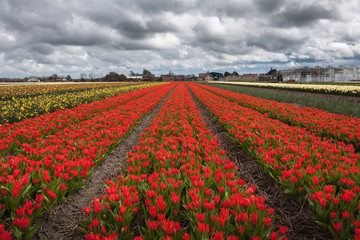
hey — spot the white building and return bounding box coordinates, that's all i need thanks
[281,66,360,83]
[127,74,143,81]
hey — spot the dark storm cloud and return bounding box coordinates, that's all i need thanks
[30,44,54,56]
[0,0,69,33]
[274,2,340,27]
[195,0,254,18]
[254,0,285,13]
[0,0,359,77]
[246,30,307,52]
[130,0,191,14]
[115,17,178,40]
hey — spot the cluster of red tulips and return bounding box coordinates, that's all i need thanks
[198,84,360,151]
[0,83,176,239]
[0,223,12,240]
[188,82,360,239]
[83,83,286,240]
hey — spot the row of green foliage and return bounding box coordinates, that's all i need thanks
[202,83,360,118]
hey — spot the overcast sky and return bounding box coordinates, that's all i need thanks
[1,0,360,78]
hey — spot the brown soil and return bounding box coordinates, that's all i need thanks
[33,89,174,240]
[187,86,333,240]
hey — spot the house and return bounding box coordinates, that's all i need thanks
[175,75,185,81]
[197,73,207,81]
[205,73,213,81]
[184,75,196,81]
[161,73,187,81]
[243,74,258,77]
[210,72,224,81]
[127,72,143,81]
[127,75,142,81]
[161,74,173,81]
[142,73,155,81]
[198,72,213,81]
[263,68,278,81]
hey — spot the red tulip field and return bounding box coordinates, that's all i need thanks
[0,82,359,240]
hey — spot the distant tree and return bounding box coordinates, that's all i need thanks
[277,71,283,82]
[143,68,152,76]
[232,71,239,76]
[51,74,58,81]
[142,68,154,81]
[119,74,127,82]
[38,76,46,82]
[109,72,118,77]
[80,73,87,79]
[66,75,72,81]
[88,72,95,80]
[224,71,231,77]
[102,72,121,82]
[109,72,118,82]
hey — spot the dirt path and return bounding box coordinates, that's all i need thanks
[33,88,175,240]
[187,85,332,240]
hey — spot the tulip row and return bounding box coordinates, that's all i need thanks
[188,82,360,239]
[0,82,165,124]
[0,83,168,158]
[197,83,360,151]
[212,81,360,97]
[83,83,286,240]
[0,83,175,239]
[0,82,140,100]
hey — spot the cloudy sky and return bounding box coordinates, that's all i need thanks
[1,0,360,78]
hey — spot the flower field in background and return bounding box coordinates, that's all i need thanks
[188,82,360,239]
[0,82,164,124]
[0,82,140,100]
[83,83,286,240]
[1,79,359,239]
[0,83,175,239]
[212,81,360,97]
[198,84,360,151]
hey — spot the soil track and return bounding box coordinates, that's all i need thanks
[187,85,333,240]
[33,87,175,240]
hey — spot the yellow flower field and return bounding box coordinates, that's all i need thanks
[0,82,140,100]
[0,82,165,124]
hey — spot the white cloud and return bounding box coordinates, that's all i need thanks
[137,33,181,50]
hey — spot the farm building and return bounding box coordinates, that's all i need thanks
[197,72,213,81]
[281,66,360,83]
[127,74,143,81]
[210,72,224,81]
